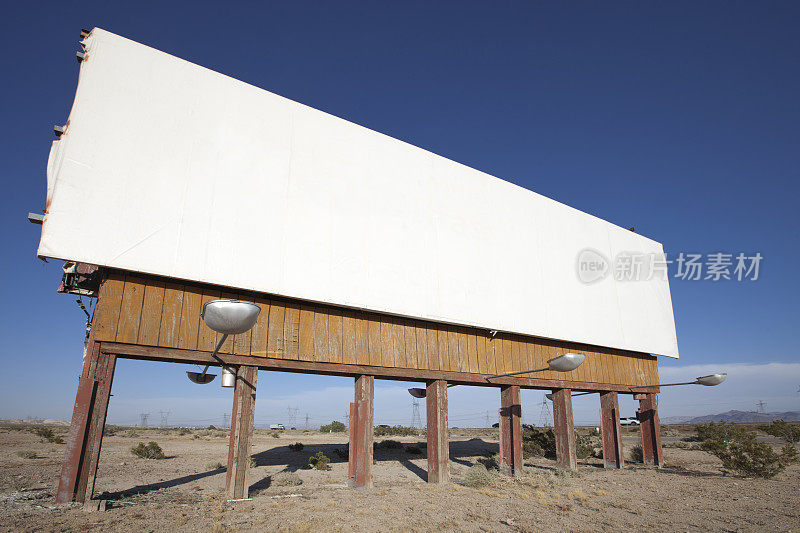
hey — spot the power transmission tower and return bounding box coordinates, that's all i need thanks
[304,413,310,430]
[756,400,766,414]
[287,406,299,428]
[345,410,350,427]
[537,395,551,428]
[159,410,171,428]
[139,413,150,428]
[222,412,229,429]
[411,400,422,428]
[485,411,492,428]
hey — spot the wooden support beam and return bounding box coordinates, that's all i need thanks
[56,338,117,503]
[599,391,624,469]
[426,380,449,483]
[637,393,663,467]
[100,342,660,394]
[499,385,522,475]
[348,375,374,489]
[552,388,577,471]
[225,365,258,500]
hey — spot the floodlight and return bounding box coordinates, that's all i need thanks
[187,300,261,386]
[630,372,727,390]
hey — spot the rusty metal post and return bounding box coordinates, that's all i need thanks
[56,338,117,503]
[552,388,577,471]
[636,393,663,467]
[225,365,258,499]
[499,385,522,475]
[426,380,449,483]
[599,391,624,469]
[348,375,374,488]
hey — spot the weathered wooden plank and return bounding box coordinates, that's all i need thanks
[313,307,329,362]
[115,275,146,343]
[402,319,417,369]
[283,301,301,360]
[414,321,428,370]
[177,285,203,351]
[328,308,343,364]
[341,309,358,365]
[366,313,381,367]
[91,272,126,342]
[380,317,394,368]
[447,328,460,373]
[298,305,315,362]
[354,311,370,366]
[157,282,185,348]
[249,296,271,357]
[436,326,449,372]
[391,318,405,368]
[137,279,165,346]
[266,301,286,358]
[426,326,439,372]
[466,333,478,374]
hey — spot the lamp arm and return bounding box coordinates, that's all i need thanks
[199,333,229,378]
[486,367,549,381]
[629,380,697,390]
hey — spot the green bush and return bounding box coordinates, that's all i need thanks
[177,428,192,436]
[576,433,598,459]
[269,431,281,438]
[374,425,417,437]
[207,425,218,430]
[319,421,346,433]
[760,420,800,444]
[697,422,796,478]
[308,451,331,470]
[15,450,36,459]
[522,427,556,459]
[288,442,304,452]
[130,441,165,460]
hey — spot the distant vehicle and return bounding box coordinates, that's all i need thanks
[269,424,285,430]
[376,424,390,428]
[620,417,640,426]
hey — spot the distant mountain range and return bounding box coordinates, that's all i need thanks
[664,410,800,424]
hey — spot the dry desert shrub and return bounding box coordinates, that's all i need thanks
[697,421,797,478]
[629,444,644,463]
[463,464,495,488]
[271,471,302,486]
[374,425,418,437]
[30,426,64,444]
[205,461,224,470]
[374,439,403,449]
[130,441,165,460]
[288,442,304,451]
[15,450,36,459]
[760,420,800,444]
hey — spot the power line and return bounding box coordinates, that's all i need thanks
[756,400,766,413]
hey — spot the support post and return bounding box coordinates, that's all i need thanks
[225,365,258,500]
[56,338,117,503]
[599,391,623,469]
[552,388,577,471]
[348,375,374,488]
[636,393,663,467]
[426,380,449,483]
[499,385,522,475]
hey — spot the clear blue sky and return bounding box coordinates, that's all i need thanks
[2,1,798,427]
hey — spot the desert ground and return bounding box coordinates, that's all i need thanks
[0,423,797,532]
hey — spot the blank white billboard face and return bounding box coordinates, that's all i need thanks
[38,29,678,358]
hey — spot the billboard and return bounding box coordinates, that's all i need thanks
[38,28,678,358]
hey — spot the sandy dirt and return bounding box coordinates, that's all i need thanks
[0,424,797,532]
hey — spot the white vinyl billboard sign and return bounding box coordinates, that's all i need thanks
[39,29,679,358]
